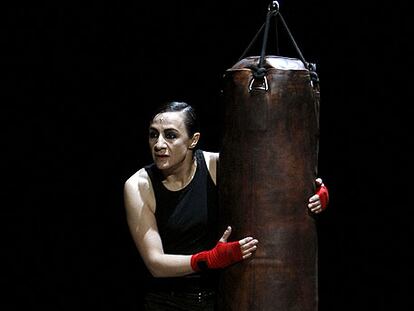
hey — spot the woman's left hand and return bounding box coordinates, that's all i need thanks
[308,178,329,214]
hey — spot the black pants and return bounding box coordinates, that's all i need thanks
[144,289,216,311]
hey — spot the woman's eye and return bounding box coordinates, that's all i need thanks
[165,132,177,139]
[149,131,158,139]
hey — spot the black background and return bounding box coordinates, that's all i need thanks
[3,0,412,310]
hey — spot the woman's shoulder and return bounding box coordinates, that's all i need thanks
[124,168,152,194]
[200,150,219,185]
[124,168,156,211]
[201,150,219,162]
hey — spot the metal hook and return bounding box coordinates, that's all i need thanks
[248,76,269,92]
[268,1,279,13]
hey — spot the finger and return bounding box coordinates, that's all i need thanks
[308,200,320,209]
[242,244,259,258]
[308,194,319,203]
[311,205,321,212]
[239,237,259,262]
[219,226,232,243]
[242,244,258,256]
[238,236,253,246]
[240,238,258,249]
[310,204,322,213]
[240,240,258,259]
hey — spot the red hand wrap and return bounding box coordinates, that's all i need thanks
[190,241,243,272]
[316,184,329,210]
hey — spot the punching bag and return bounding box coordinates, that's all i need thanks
[217,4,321,310]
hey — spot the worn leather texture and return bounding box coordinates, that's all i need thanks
[217,55,320,311]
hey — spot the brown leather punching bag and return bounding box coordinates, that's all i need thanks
[217,54,321,310]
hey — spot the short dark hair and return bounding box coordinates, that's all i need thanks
[150,101,200,137]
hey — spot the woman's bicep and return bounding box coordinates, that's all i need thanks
[124,178,164,265]
[123,173,194,277]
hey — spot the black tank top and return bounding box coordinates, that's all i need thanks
[145,149,219,255]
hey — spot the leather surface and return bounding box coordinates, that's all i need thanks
[217,55,320,311]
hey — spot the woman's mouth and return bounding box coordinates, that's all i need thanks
[155,154,169,158]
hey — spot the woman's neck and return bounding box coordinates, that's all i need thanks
[162,153,197,191]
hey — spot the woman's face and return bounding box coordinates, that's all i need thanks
[148,111,199,172]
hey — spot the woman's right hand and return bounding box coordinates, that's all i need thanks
[219,226,259,259]
[190,226,259,271]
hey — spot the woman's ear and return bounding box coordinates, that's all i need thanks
[189,132,201,149]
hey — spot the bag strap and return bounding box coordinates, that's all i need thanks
[238,1,319,87]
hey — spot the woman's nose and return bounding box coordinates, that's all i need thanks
[154,135,167,150]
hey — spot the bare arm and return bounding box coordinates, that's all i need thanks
[124,169,193,277]
[202,151,219,185]
[124,166,258,278]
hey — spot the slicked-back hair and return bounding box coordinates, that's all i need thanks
[150,101,200,137]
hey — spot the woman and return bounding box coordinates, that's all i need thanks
[124,101,328,310]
